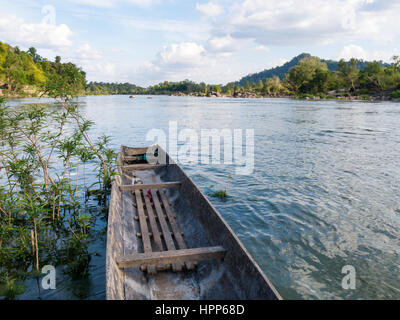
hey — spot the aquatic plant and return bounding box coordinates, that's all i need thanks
[0,77,116,298]
[0,276,25,300]
[210,190,228,199]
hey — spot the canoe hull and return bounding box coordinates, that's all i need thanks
[106,146,281,300]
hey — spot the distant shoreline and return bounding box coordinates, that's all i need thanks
[3,92,399,102]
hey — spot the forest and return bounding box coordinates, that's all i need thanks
[0,41,86,97]
[237,53,390,85]
[86,82,146,95]
[1,41,399,100]
[83,55,400,100]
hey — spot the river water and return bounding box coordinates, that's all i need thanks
[7,95,400,300]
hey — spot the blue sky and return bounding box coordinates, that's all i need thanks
[0,0,399,86]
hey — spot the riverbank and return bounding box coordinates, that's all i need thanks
[2,88,400,102]
[169,90,400,102]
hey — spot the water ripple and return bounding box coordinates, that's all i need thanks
[12,95,400,299]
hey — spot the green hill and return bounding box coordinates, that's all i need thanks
[238,53,390,85]
[0,41,86,97]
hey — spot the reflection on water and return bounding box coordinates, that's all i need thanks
[8,95,400,299]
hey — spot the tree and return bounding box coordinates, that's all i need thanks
[264,76,282,95]
[244,80,251,92]
[214,85,221,93]
[392,56,400,72]
[358,61,384,93]
[45,63,86,98]
[3,52,26,91]
[337,58,359,92]
[257,80,263,92]
[55,56,61,74]
[285,57,329,94]
[27,47,42,63]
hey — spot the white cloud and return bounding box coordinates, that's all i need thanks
[196,2,224,17]
[207,34,237,52]
[0,15,73,48]
[76,44,102,60]
[132,41,227,84]
[82,61,117,81]
[338,44,369,61]
[68,0,160,8]
[125,0,159,6]
[254,44,270,53]
[69,0,115,7]
[338,45,399,62]
[122,18,209,41]
[156,42,211,69]
[215,0,400,46]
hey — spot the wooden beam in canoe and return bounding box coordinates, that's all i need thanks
[159,190,195,270]
[122,164,166,171]
[119,181,181,191]
[133,189,156,274]
[151,189,182,272]
[143,192,163,252]
[116,246,226,269]
[123,156,145,161]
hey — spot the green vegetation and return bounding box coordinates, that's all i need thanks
[283,55,400,99]
[131,55,399,99]
[148,80,208,95]
[285,56,330,94]
[238,53,389,85]
[209,175,231,199]
[0,68,115,298]
[0,41,86,97]
[210,190,228,199]
[84,55,400,100]
[391,89,400,99]
[86,82,146,95]
[1,41,399,100]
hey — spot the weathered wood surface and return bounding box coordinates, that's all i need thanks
[123,155,146,161]
[121,188,149,299]
[151,189,182,272]
[122,146,148,156]
[166,162,283,300]
[107,145,282,300]
[119,181,181,191]
[117,246,226,268]
[106,149,126,300]
[159,191,195,270]
[106,176,124,300]
[134,189,156,274]
[143,190,163,252]
[122,164,166,171]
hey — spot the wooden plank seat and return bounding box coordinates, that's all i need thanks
[119,181,181,191]
[122,164,167,171]
[119,182,225,274]
[117,247,226,269]
[123,155,146,162]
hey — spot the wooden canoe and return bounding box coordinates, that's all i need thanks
[106,145,281,300]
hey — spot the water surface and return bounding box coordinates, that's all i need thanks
[8,95,400,299]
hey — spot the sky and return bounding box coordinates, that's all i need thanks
[0,0,399,86]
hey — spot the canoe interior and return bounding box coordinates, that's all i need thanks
[106,145,281,300]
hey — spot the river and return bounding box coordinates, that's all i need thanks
[7,95,400,300]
